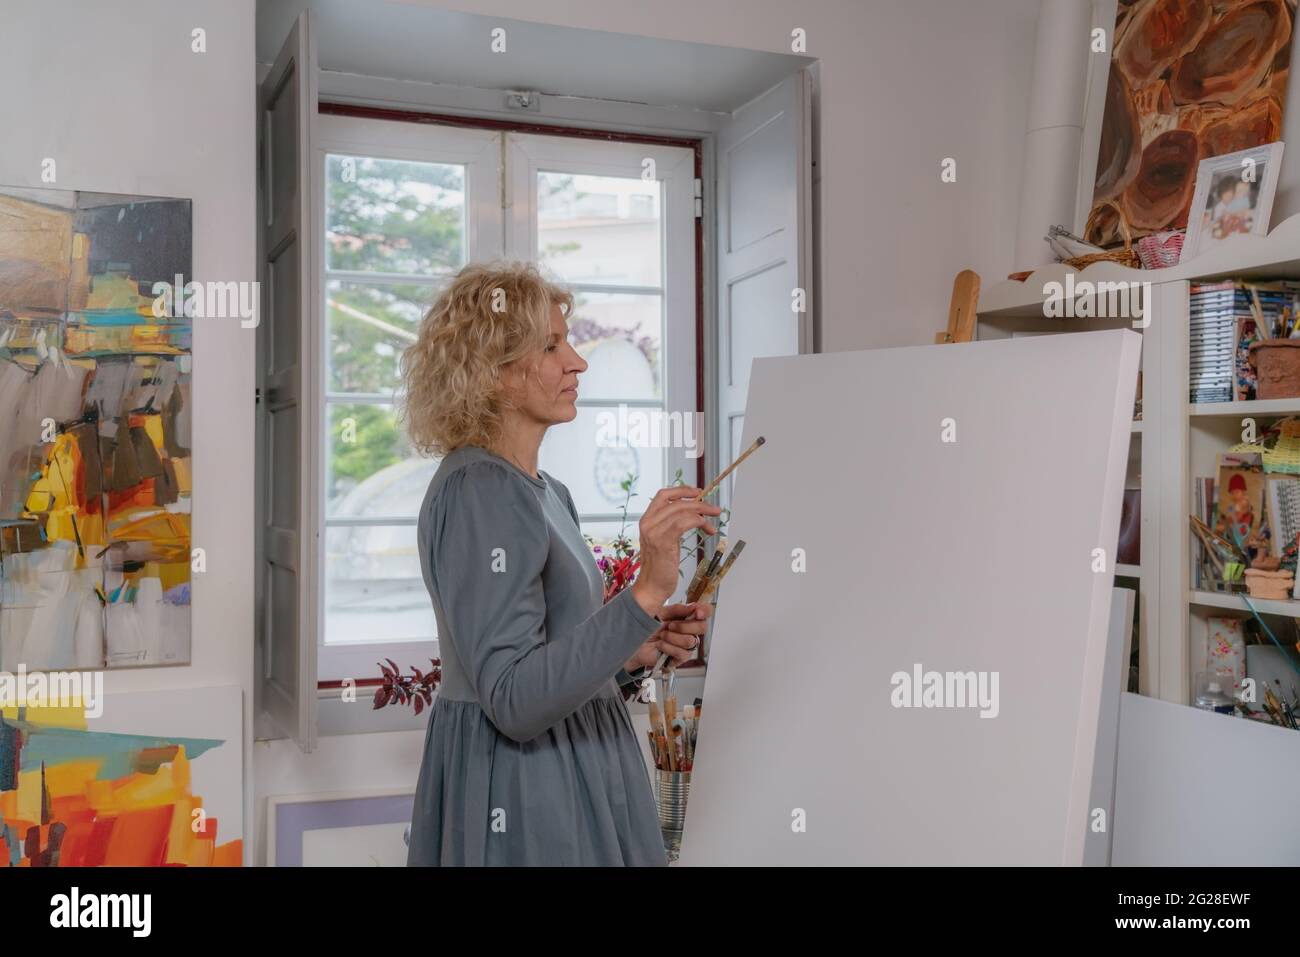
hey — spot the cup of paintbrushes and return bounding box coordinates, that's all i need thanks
[653,768,691,861]
[648,696,693,861]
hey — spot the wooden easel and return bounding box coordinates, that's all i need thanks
[934,269,981,344]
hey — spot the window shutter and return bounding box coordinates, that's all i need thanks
[714,71,814,515]
[256,10,319,752]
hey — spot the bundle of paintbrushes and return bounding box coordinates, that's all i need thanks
[1236,681,1300,729]
[644,434,764,680]
[1189,514,1247,586]
[647,696,701,772]
[648,538,746,678]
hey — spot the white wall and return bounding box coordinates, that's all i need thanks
[411,0,1043,352]
[0,0,258,862]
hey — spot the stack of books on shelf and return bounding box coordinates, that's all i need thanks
[1189,280,1300,403]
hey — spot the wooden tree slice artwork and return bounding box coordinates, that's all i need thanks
[1087,0,1295,245]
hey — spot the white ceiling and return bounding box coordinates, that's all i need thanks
[257,0,812,114]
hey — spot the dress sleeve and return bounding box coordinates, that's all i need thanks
[615,665,649,702]
[431,461,662,742]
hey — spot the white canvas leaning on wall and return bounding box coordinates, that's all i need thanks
[1113,691,1300,866]
[679,329,1141,865]
[1085,586,1136,867]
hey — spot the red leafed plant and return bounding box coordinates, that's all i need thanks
[373,658,442,715]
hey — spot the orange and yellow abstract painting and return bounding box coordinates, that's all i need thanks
[0,690,241,867]
[0,186,192,671]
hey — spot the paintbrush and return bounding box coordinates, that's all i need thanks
[1247,283,1268,336]
[670,720,686,770]
[649,544,727,677]
[686,544,726,603]
[695,436,766,501]
[685,540,726,604]
[682,704,695,765]
[699,539,746,602]
[649,698,667,743]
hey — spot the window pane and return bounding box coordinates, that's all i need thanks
[538,171,661,287]
[326,403,436,517]
[327,280,435,394]
[569,291,662,400]
[326,154,465,274]
[325,524,435,644]
[580,518,640,555]
[540,405,671,516]
[579,520,710,599]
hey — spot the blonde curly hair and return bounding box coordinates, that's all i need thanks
[400,260,574,457]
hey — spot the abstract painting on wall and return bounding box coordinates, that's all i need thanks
[1087,0,1296,245]
[0,185,192,670]
[0,684,242,866]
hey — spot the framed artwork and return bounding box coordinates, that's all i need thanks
[1,685,242,866]
[1085,0,1296,245]
[0,185,193,671]
[1215,450,1267,560]
[267,788,415,866]
[1183,142,1285,259]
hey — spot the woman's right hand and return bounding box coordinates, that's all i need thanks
[631,485,723,617]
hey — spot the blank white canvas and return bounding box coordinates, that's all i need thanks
[1113,691,1300,865]
[679,329,1141,865]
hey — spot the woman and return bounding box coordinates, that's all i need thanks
[402,261,721,866]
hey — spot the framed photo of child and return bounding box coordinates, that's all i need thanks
[1214,451,1267,565]
[1184,143,1285,261]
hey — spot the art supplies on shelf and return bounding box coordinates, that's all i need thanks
[1219,613,1300,731]
[1193,614,1300,732]
[1266,475,1300,564]
[1189,279,1300,403]
[1190,453,1263,593]
[1192,426,1300,599]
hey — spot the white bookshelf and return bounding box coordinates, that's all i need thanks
[977,211,1300,707]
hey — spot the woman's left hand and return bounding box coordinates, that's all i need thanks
[623,602,712,673]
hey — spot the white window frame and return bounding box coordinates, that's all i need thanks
[313,114,501,682]
[310,116,699,685]
[506,133,698,561]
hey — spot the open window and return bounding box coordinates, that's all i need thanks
[314,115,500,688]
[255,5,816,752]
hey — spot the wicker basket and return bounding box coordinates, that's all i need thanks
[1070,200,1142,270]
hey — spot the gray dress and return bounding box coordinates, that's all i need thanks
[406,444,669,866]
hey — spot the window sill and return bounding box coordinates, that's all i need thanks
[316,685,431,736]
[621,665,707,715]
